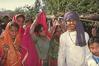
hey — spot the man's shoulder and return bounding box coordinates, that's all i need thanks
[60,31,68,37]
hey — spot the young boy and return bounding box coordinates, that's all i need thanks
[87,36,99,66]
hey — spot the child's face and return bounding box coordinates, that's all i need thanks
[89,42,99,56]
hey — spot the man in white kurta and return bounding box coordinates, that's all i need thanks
[58,11,90,66]
[58,31,89,66]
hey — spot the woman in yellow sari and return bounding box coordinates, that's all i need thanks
[0,22,22,66]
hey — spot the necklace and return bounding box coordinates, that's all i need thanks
[68,31,76,45]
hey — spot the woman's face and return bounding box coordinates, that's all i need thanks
[16,17,24,26]
[9,26,18,39]
[55,26,62,37]
[66,19,77,31]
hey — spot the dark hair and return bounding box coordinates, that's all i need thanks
[34,24,43,33]
[52,25,63,40]
[9,22,19,31]
[88,36,99,47]
[25,19,33,24]
[53,25,62,35]
[16,14,25,20]
[3,15,9,19]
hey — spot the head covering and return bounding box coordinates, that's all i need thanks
[36,10,51,39]
[12,14,25,23]
[12,14,25,40]
[64,11,86,46]
[36,10,48,32]
[0,22,22,66]
[64,11,79,21]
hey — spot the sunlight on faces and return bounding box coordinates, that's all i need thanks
[89,42,99,56]
[66,19,77,31]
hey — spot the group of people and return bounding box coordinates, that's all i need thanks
[0,10,98,66]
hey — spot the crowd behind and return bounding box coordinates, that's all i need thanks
[0,11,99,66]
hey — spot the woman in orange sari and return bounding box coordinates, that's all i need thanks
[0,22,22,66]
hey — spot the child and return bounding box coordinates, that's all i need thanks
[87,36,99,66]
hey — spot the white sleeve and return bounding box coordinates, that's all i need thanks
[58,34,66,66]
[85,32,89,43]
[85,32,91,57]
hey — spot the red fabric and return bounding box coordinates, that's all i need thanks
[21,26,39,66]
[12,15,17,22]
[12,14,25,43]
[36,11,48,32]
[36,11,52,39]
[0,47,2,57]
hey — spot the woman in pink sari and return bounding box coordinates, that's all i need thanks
[22,19,39,66]
[12,14,26,65]
[12,14,25,39]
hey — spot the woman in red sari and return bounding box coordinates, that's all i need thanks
[12,14,25,39]
[22,19,39,66]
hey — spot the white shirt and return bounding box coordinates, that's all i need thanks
[58,31,90,66]
[87,54,99,66]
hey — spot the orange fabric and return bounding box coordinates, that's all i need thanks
[0,23,22,66]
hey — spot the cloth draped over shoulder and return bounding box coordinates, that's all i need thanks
[0,22,22,66]
[21,26,39,66]
[64,11,86,47]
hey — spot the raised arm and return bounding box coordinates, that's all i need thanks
[30,17,38,35]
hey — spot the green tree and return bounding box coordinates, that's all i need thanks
[44,0,99,15]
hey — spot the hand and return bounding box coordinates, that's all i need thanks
[55,21,60,25]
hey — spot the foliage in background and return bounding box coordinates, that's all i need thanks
[44,0,99,15]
